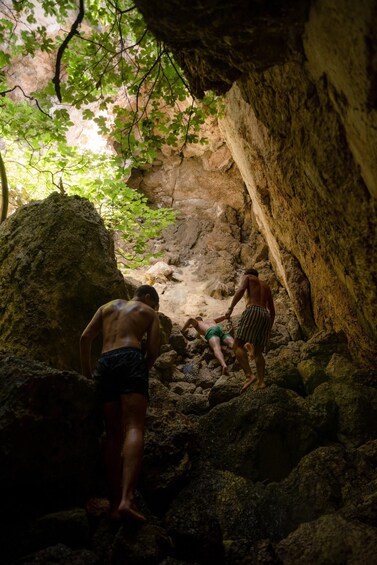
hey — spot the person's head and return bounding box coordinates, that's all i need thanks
[135,285,159,311]
[245,267,259,277]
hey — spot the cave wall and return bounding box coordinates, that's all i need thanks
[128,125,271,312]
[134,0,377,366]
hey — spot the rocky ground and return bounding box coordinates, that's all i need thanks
[1,324,377,564]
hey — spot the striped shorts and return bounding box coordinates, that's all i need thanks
[235,305,271,351]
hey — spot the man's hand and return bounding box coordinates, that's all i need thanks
[225,307,233,319]
[181,318,195,335]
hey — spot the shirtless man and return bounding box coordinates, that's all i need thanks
[80,285,160,522]
[225,268,275,392]
[182,315,234,375]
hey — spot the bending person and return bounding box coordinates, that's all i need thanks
[182,315,234,375]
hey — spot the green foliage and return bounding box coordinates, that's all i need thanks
[0,0,219,266]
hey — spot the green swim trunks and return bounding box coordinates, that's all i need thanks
[204,325,232,343]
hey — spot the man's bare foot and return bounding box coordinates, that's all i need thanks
[240,375,257,394]
[118,501,146,522]
[222,365,230,375]
[256,381,267,390]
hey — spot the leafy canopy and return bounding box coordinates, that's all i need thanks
[0,0,218,267]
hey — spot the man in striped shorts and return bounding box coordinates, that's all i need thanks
[225,268,275,392]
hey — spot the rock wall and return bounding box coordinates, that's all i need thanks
[127,122,302,348]
[134,0,377,367]
[127,124,254,317]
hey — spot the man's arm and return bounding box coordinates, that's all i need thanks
[181,317,197,334]
[145,313,161,369]
[80,307,102,378]
[225,276,248,318]
[214,314,227,323]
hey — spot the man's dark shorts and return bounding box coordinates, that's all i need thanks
[94,347,149,402]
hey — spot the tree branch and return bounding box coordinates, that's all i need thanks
[165,51,192,95]
[0,85,52,118]
[179,98,195,154]
[0,151,9,223]
[106,0,136,15]
[52,0,85,102]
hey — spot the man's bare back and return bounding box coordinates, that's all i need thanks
[100,299,158,353]
[80,292,160,379]
[244,275,274,311]
[80,285,160,523]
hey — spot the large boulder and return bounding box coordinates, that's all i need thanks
[307,382,377,447]
[264,444,375,539]
[0,193,129,371]
[276,514,377,565]
[13,544,99,565]
[208,374,244,408]
[27,509,90,554]
[165,465,268,545]
[297,357,329,395]
[199,385,319,482]
[164,466,267,563]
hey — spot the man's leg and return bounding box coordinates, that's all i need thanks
[103,401,122,519]
[254,345,267,388]
[223,336,234,350]
[233,338,257,392]
[118,392,148,521]
[245,342,255,361]
[208,336,229,374]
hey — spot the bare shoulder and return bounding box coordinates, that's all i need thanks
[240,274,250,287]
[248,275,260,287]
[102,299,128,312]
[140,302,159,322]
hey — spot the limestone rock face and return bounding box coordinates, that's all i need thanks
[128,126,256,324]
[0,193,128,371]
[133,0,377,368]
[130,132,300,353]
[221,68,376,366]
